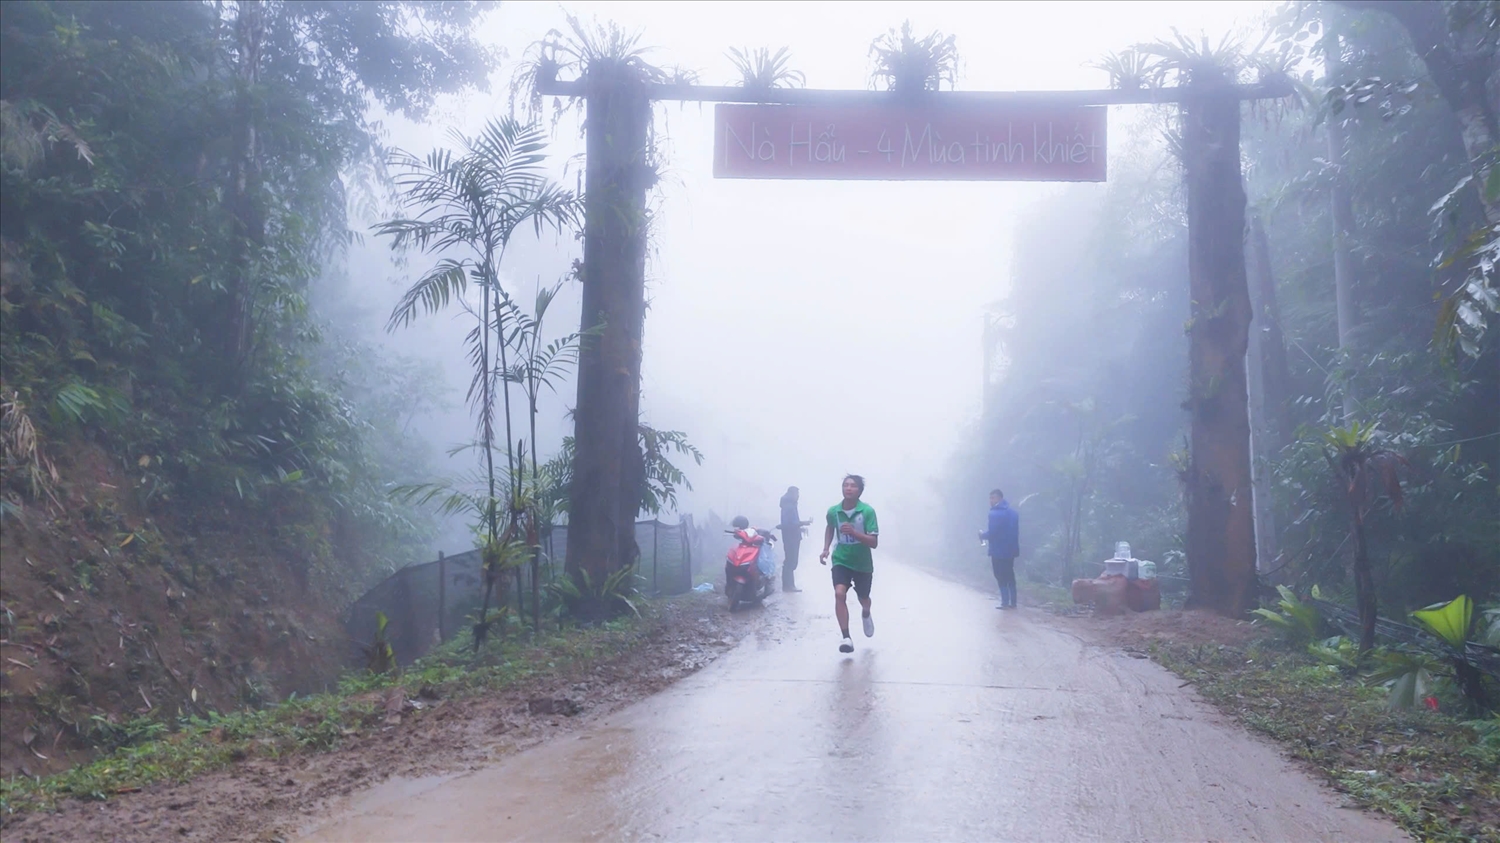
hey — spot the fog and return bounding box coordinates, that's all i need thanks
[339,0,1277,557]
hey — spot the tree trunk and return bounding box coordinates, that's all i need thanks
[225,0,265,387]
[982,314,1000,417]
[1247,214,1293,449]
[1336,0,1500,225]
[529,400,542,633]
[1245,213,1289,582]
[1324,34,1361,421]
[1059,485,1077,584]
[566,68,652,596]
[1181,71,1259,619]
[1350,514,1377,652]
[1244,278,1277,581]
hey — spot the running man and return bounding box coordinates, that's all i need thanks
[819,474,878,653]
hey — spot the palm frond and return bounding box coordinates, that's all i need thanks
[869,21,959,94]
[728,46,806,90]
[1136,28,1246,85]
[508,13,665,125]
[385,259,469,331]
[1090,49,1164,91]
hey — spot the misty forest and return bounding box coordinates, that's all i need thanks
[1,1,1497,840]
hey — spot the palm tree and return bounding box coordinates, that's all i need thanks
[868,21,959,95]
[377,117,578,646]
[728,46,806,90]
[504,281,592,484]
[1324,422,1408,651]
[502,279,596,629]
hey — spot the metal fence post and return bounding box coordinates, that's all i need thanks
[437,551,447,643]
[680,517,691,592]
[680,516,691,585]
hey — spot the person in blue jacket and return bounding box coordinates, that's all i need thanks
[980,489,1021,609]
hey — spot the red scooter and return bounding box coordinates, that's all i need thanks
[724,526,776,611]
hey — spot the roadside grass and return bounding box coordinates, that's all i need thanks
[1021,582,1075,609]
[1150,637,1499,843]
[0,604,665,817]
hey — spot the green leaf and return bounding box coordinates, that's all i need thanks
[1367,649,1439,710]
[1385,664,1431,711]
[1410,595,1475,649]
[1429,174,1473,217]
[1251,607,1291,628]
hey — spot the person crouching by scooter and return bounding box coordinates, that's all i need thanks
[724,516,777,609]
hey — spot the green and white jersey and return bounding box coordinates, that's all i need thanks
[827,500,878,573]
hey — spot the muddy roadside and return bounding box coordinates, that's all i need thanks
[2,590,777,843]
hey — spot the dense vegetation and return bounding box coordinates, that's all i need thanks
[942,1,1498,626]
[0,1,498,592]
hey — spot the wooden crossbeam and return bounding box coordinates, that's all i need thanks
[535,74,1294,107]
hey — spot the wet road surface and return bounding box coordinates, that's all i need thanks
[301,560,1405,842]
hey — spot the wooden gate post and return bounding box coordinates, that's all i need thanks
[437,550,447,642]
[1181,68,1257,618]
[566,66,654,605]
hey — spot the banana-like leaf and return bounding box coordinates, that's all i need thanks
[1366,649,1439,710]
[1484,609,1500,648]
[1411,595,1475,649]
[1384,664,1432,711]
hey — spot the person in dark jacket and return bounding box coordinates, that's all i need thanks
[980,489,1021,609]
[778,486,811,591]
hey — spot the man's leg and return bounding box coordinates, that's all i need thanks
[855,572,874,637]
[834,580,855,652]
[783,539,801,590]
[1001,556,1018,608]
[991,556,1007,606]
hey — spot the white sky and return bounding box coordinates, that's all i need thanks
[359,1,1277,550]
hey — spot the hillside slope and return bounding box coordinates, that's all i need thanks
[1,443,353,778]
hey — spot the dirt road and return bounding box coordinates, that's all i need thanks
[300,561,1405,842]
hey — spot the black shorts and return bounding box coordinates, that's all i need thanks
[831,565,872,599]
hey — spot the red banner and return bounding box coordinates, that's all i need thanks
[713,102,1107,182]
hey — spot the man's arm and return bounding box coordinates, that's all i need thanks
[820,521,834,564]
[843,508,878,548]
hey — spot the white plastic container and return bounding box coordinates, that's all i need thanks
[1137,560,1157,579]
